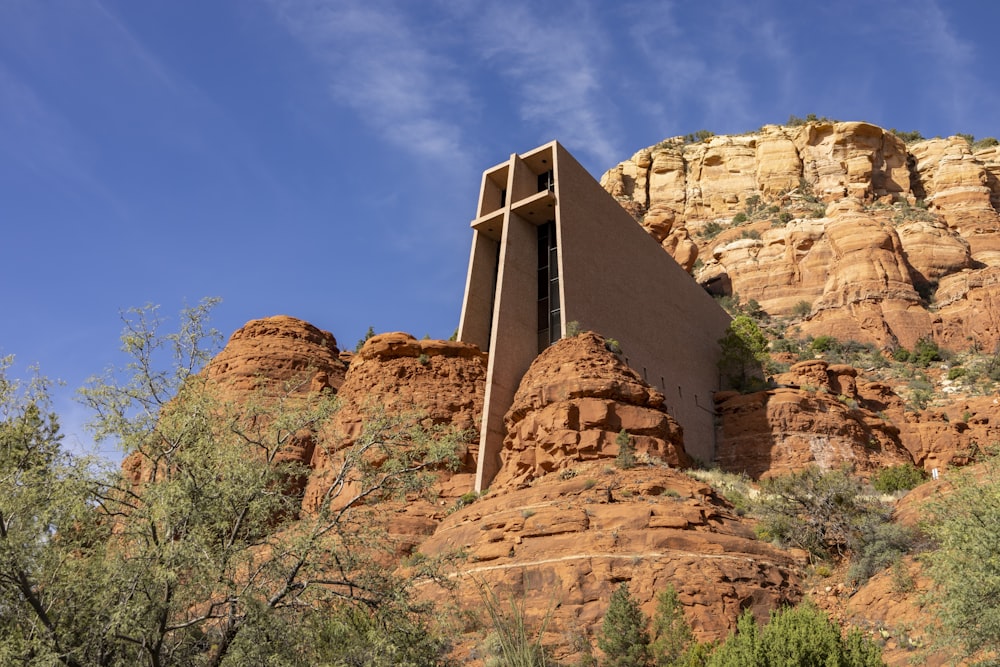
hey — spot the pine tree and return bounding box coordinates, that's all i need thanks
[598,583,651,667]
[651,585,693,666]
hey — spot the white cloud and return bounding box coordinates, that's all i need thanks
[471,2,621,167]
[267,0,471,162]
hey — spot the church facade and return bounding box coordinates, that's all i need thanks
[458,141,731,491]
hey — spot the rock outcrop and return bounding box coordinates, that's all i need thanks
[419,461,805,663]
[714,360,912,479]
[205,315,348,395]
[491,332,688,489]
[302,332,488,515]
[603,122,1000,351]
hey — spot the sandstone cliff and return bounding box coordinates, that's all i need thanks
[602,122,1000,351]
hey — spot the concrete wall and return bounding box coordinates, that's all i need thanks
[457,229,498,351]
[553,143,730,464]
[474,209,540,490]
[460,141,731,489]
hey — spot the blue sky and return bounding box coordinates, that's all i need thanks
[2,0,998,454]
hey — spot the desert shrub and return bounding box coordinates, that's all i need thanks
[700,222,723,239]
[973,136,999,151]
[714,294,741,316]
[684,130,715,144]
[717,316,770,392]
[616,429,636,470]
[479,582,554,667]
[810,335,836,352]
[706,603,883,667]
[732,212,748,224]
[912,337,942,366]
[754,468,901,567]
[770,337,802,356]
[802,336,886,368]
[923,456,1000,660]
[847,521,920,587]
[787,113,825,127]
[947,366,966,381]
[740,229,761,240]
[890,129,925,144]
[791,300,812,318]
[872,465,926,494]
[907,377,934,410]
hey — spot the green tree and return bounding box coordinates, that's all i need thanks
[923,457,1000,660]
[707,604,883,667]
[754,467,914,585]
[871,464,926,494]
[755,467,878,559]
[2,301,463,666]
[599,583,651,667]
[615,429,636,470]
[717,315,770,391]
[0,356,113,665]
[650,585,693,666]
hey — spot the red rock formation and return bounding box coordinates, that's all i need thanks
[934,267,1000,351]
[301,332,488,515]
[715,360,912,479]
[418,462,805,663]
[206,315,347,395]
[491,332,689,489]
[603,122,1000,351]
[123,315,348,488]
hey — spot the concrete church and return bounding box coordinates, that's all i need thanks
[458,141,731,492]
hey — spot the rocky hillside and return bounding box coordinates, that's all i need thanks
[601,121,1000,351]
[152,121,1000,665]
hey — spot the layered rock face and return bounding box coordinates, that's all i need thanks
[123,315,348,488]
[205,315,348,395]
[302,332,488,515]
[419,462,805,663]
[491,332,688,489]
[714,360,912,479]
[416,333,805,662]
[715,355,1000,478]
[602,122,1000,351]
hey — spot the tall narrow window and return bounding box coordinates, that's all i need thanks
[487,241,501,349]
[537,220,561,352]
[537,170,554,193]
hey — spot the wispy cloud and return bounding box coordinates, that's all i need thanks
[0,63,127,213]
[471,2,621,167]
[897,0,979,130]
[626,1,798,135]
[267,0,471,162]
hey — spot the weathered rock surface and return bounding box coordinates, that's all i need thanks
[714,360,912,479]
[302,332,488,514]
[892,395,1000,472]
[418,461,805,663]
[491,332,689,489]
[603,122,1000,350]
[205,315,348,395]
[934,267,1000,351]
[124,316,349,488]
